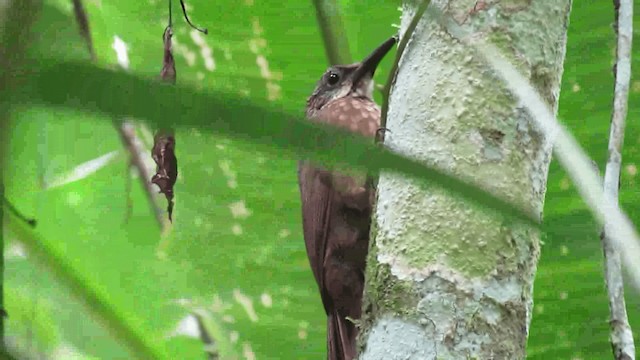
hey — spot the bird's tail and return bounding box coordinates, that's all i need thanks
[327,311,357,360]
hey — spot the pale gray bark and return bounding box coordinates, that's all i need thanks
[359,1,572,359]
[601,0,635,359]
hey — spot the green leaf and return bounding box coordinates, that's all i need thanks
[14,60,540,225]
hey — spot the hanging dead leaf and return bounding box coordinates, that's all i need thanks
[160,26,176,84]
[151,131,177,221]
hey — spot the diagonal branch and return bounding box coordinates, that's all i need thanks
[118,121,171,229]
[71,0,169,231]
[601,0,635,359]
[310,0,352,65]
[71,0,95,61]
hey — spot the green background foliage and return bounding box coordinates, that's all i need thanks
[3,0,640,359]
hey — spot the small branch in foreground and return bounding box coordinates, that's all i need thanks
[118,121,170,229]
[116,122,169,229]
[70,0,169,230]
[600,0,635,359]
[70,0,96,61]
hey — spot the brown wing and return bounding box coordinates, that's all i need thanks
[298,96,380,315]
[297,161,334,313]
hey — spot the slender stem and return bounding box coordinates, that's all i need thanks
[71,0,96,61]
[178,0,207,34]
[601,0,635,359]
[116,120,170,229]
[378,0,431,144]
[70,0,169,231]
[192,310,224,359]
[311,0,352,65]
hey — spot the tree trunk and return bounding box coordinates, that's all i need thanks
[359,1,572,359]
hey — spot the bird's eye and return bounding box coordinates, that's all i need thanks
[327,72,340,85]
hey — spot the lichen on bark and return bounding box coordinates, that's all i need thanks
[360,1,572,359]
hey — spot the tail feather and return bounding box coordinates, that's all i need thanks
[327,312,357,360]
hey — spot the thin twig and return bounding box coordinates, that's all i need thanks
[2,199,36,227]
[70,0,96,61]
[378,0,431,144]
[70,0,169,231]
[193,311,220,359]
[178,0,207,34]
[124,160,133,222]
[601,0,635,359]
[311,0,352,65]
[117,121,170,229]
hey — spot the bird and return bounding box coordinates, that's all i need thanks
[297,36,397,360]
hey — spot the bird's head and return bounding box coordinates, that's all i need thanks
[306,36,397,115]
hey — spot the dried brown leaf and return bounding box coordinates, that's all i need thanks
[160,26,176,84]
[151,131,177,221]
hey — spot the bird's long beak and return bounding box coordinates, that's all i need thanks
[350,36,397,87]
